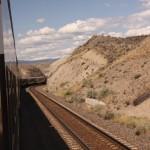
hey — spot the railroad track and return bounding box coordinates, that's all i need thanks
[28,87,137,150]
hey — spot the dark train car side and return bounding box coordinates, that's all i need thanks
[0,0,20,150]
[20,76,47,87]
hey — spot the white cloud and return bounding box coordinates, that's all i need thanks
[48,48,74,58]
[59,18,107,33]
[16,25,80,60]
[17,18,105,60]
[107,32,124,37]
[17,44,74,61]
[113,8,150,30]
[73,35,91,41]
[130,9,150,20]
[140,0,150,8]
[126,26,150,36]
[18,27,56,46]
[19,36,42,45]
[26,26,55,36]
[36,18,45,23]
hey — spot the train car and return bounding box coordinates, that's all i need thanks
[19,65,47,87]
[20,77,46,87]
[0,0,20,150]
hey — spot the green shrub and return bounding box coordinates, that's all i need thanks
[64,90,72,96]
[71,95,85,103]
[104,111,115,120]
[104,80,108,84]
[87,90,97,99]
[135,127,147,136]
[125,101,130,106]
[99,73,104,78]
[98,88,110,99]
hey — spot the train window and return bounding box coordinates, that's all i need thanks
[0,0,149,150]
[0,0,20,150]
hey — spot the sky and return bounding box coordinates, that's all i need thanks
[11,0,150,61]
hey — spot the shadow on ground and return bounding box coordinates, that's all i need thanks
[20,88,68,150]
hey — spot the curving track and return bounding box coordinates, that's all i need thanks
[29,87,137,150]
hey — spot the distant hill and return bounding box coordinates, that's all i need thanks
[18,58,59,77]
[18,58,58,64]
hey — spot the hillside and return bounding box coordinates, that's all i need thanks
[79,37,150,110]
[47,35,149,96]
[45,35,150,146]
[72,35,148,63]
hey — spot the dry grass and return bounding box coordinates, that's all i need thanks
[82,79,93,88]
[114,115,150,135]
[92,105,107,117]
[92,105,115,120]
[65,98,74,103]
[92,106,150,136]
[104,111,115,120]
[71,95,85,103]
[98,88,111,99]
[60,81,69,87]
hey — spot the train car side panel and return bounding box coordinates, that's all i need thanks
[0,0,20,150]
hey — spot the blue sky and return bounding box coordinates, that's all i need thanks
[12,0,140,34]
[11,0,150,60]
